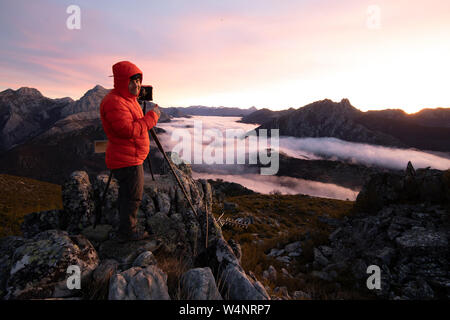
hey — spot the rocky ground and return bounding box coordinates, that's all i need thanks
[250,163,449,300]
[307,163,449,299]
[0,153,268,300]
[0,156,448,300]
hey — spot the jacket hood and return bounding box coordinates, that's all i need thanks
[112,61,143,99]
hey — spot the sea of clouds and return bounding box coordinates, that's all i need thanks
[155,115,450,199]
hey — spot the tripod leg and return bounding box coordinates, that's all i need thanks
[146,156,155,181]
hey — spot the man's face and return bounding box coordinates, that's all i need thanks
[128,74,142,96]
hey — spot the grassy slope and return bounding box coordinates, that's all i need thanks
[212,194,375,299]
[0,174,63,237]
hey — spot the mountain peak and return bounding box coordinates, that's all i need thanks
[92,84,107,91]
[302,98,359,115]
[340,98,351,107]
[84,84,108,96]
[77,85,109,101]
[16,87,44,97]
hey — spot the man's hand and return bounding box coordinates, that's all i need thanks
[146,102,161,118]
[152,104,161,118]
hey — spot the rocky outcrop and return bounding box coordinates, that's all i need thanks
[2,154,269,300]
[1,230,99,300]
[355,162,450,212]
[310,163,450,299]
[201,238,269,300]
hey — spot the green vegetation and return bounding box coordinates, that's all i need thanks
[0,174,63,238]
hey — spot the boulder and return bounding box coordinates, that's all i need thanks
[132,251,157,268]
[220,264,269,300]
[146,212,185,253]
[5,230,99,299]
[108,265,170,300]
[20,210,62,238]
[207,238,269,300]
[273,286,290,299]
[267,248,284,257]
[313,248,329,267]
[180,267,222,300]
[92,259,119,283]
[284,241,302,254]
[92,173,119,226]
[60,171,95,233]
[262,265,277,282]
[81,224,112,244]
[0,236,27,299]
[395,227,448,254]
[98,239,162,268]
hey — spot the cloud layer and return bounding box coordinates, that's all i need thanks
[279,136,450,171]
[155,116,450,199]
[190,172,358,201]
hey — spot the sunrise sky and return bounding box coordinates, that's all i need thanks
[0,0,449,113]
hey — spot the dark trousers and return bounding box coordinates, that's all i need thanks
[111,164,144,236]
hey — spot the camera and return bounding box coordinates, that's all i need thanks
[138,85,153,101]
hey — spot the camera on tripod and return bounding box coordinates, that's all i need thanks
[138,85,153,102]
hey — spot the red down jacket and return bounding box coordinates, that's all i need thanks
[100,61,159,169]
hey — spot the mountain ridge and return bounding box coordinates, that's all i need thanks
[247,98,450,152]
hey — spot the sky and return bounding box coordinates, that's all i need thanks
[0,0,449,113]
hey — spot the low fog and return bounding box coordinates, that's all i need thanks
[279,137,450,171]
[191,172,358,201]
[155,116,450,199]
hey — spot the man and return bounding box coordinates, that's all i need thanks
[100,61,161,241]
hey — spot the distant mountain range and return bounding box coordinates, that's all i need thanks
[0,86,259,154]
[0,86,167,183]
[0,86,448,185]
[0,86,259,183]
[173,105,257,117]
[242,98,450,152]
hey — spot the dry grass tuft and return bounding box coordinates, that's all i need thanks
[155,252,192,299]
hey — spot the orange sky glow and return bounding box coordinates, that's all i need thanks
[0,0,449,113]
